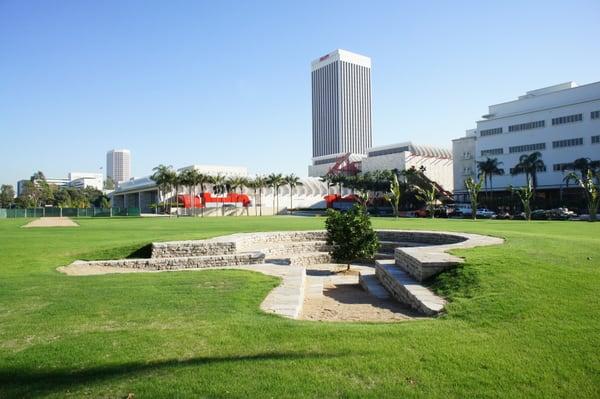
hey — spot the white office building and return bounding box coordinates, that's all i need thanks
[68,172,103,191]
[453,81,600,202]
[106,149,131,184]
[309,49,372,175]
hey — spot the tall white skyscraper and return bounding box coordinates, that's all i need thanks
[311,49,373,160]
[106,149,131,183]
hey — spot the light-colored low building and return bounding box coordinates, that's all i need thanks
[110,164,332,214]
[68,172,103,191]
[451,130,477,202]
[307,142,454,192]
[361,142,453,191]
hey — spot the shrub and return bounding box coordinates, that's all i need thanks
[325,204,379,269]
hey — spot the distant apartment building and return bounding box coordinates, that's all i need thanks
[16,172,102,196]
[68,172,103,191]
[309,49,372,176]
[106,149,131,184]
[452,81,600,203]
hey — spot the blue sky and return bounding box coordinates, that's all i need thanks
[1,0,599,186]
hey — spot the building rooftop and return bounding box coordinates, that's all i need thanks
[311,49,371,71]
[367,141,452,159]
[481,80,600,120]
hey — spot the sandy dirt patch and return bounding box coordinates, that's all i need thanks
[300,263,421,322]
[57,263,146,275]
[301,283,419,322]
[22,217,79,228]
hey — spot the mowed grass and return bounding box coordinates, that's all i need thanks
[0,216,599,398]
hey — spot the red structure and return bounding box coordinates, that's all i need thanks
[178,192,251,208]
[327,153,361,176]
[324,194,361,208]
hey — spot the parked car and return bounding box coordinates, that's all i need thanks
[476,208,497,218]
[546,208,577,220]
[450,206,496,219]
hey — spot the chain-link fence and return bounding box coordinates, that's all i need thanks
[0,207,141,218]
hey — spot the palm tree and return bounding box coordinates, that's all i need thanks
[151,164,176,215]
[477,157,505,200]
[565,169,599,221]
[254,175,267,216]
[384,173,402,218]
[172,171,185,217]
[320,175,333,195]
[210,174,227,216]
[511,152,545,190]
[227,176,247,215]
[283,174,302,214]
[414,185,438,219]
[179,168,201,216]
[512,178,534,221]
[196,172,211,217]
[465,176,483,220]
[565,158,600,185]
[266,173,284,215]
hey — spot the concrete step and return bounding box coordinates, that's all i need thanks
[359,272,391,299]
[374,259,446,316]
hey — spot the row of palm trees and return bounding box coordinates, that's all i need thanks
[150,165,303,216]
[476,152,599,196]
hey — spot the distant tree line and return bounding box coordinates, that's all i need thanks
[0,171,109,209]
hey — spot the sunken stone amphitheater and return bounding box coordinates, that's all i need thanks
[61,230,503,320]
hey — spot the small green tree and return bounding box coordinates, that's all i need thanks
[383,173,402,218]
[513,179,534,221]
[325,204,379,271]
[565,169,599,221]
[464,177,483,220]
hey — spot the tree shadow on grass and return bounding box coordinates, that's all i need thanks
[0,352,343,397]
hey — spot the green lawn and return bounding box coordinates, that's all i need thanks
[0,216,599,398]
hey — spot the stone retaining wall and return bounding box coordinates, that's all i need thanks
[151,241,236,258]
[376,230,466,245]
[71,252,264,271]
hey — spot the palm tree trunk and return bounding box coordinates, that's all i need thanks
[289,185,293,215]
